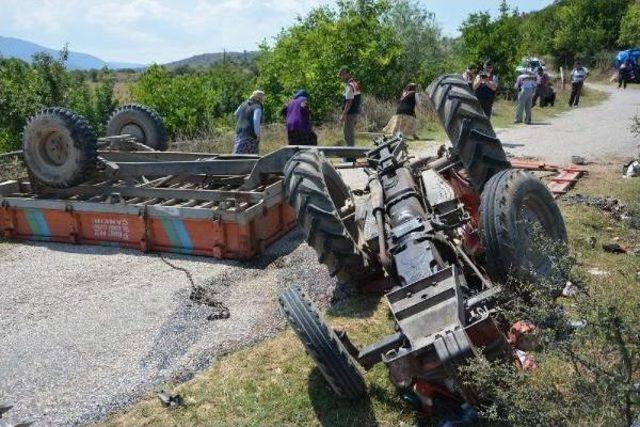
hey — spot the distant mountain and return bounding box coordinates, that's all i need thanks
[0,36,146,70]
[164,51,258,69]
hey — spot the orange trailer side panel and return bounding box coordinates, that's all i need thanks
[0,203,297,260]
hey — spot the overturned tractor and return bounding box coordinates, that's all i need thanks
[279,75,567,410]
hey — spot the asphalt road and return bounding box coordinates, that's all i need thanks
[1,82,637,426]
[497,84,640,164]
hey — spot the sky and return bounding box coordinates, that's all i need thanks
[0,0,555,64]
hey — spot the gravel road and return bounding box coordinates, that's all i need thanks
[497,84,640,163]
[1,82,636,426]
[0,232,337,425]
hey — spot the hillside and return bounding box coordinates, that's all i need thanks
[0,36,145,70]
[164,51,258,69]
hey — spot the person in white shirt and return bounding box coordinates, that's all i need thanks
[569,61,588,107]
[514,71,537,124]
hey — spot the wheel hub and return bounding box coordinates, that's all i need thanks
[43,132,70,165]
[121,123,145,143]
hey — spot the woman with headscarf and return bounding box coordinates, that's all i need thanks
[281,89,317,146]
[383,83,420,139]
[233,90,265,154]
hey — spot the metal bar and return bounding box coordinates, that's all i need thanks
[98,150,259,162]
[239,146,370,190]
[0,150,23,158]
[39,184,268,204]
[105,159,258,178]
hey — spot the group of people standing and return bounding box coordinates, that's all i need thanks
[232,66,418,155]
[462,60,589,125]
[232,59,594,154]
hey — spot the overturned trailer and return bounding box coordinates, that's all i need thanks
[0,106,368,259]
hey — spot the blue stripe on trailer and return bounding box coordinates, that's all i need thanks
[25,209,51,240]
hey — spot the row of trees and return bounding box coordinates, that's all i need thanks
[256,0,454,121]
[460,0,640,87]
[0,48,116,152]
[2,0,638,151]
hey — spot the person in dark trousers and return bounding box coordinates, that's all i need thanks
[619,58,631,89]
[338,66,362,161]
[281,89,317,146]
[532,66,550,107]
[383,83,421,139]
[569,61,588,107]
[473,61,498,118]
[233,90,264,154]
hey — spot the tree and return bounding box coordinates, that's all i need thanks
[618,2,640,47]
[257,0,404,121]
[383,0,454,89]
[459,2,523,90]
[552,0,631,65]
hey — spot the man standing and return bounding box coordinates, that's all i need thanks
[532,67,549,107]
[569,61,588,107]
[619,58,631,89]
[282,89,317,146]
[514,71,538,125]
[233,90,264,154]
[338,67,362,157]
[473,61,498,118]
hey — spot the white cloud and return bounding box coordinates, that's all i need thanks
[1,0,333,63]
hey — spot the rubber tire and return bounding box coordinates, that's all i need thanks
[22,107,97,188]
[106,104,168,151]
[284,150,381,286]
[426,74,510,191]
[479,169,568,283]
[279,285,366,399]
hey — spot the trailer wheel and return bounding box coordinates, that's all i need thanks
[284,150,381,287]
[106,104,168,151]
[22,107,97,188]
[279,285,366,399]
[426,74,510,191]
[480,169,567,283]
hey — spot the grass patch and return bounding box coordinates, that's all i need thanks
[105,158,638,425]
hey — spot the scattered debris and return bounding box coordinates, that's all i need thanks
[157,391,183,408]
[602,243,627,254]
[623,160,640,178]
[562,281,579,297]
[567,319,587,329]
[189,285,230,320]
[0,402,32,427]
[587,268,610,276]
[564,193,640,229]
[508,321,538,351]
[160,255,231,320]
[571,155,586,165]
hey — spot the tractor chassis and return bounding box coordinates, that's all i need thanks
[342,136,511,399]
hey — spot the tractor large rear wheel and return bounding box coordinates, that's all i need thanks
[283,150,381,287]
[427,75,510,191]
[480,169,568,283]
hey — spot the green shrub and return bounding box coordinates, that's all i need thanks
[0,49,118,152]
[131,63,255,138]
